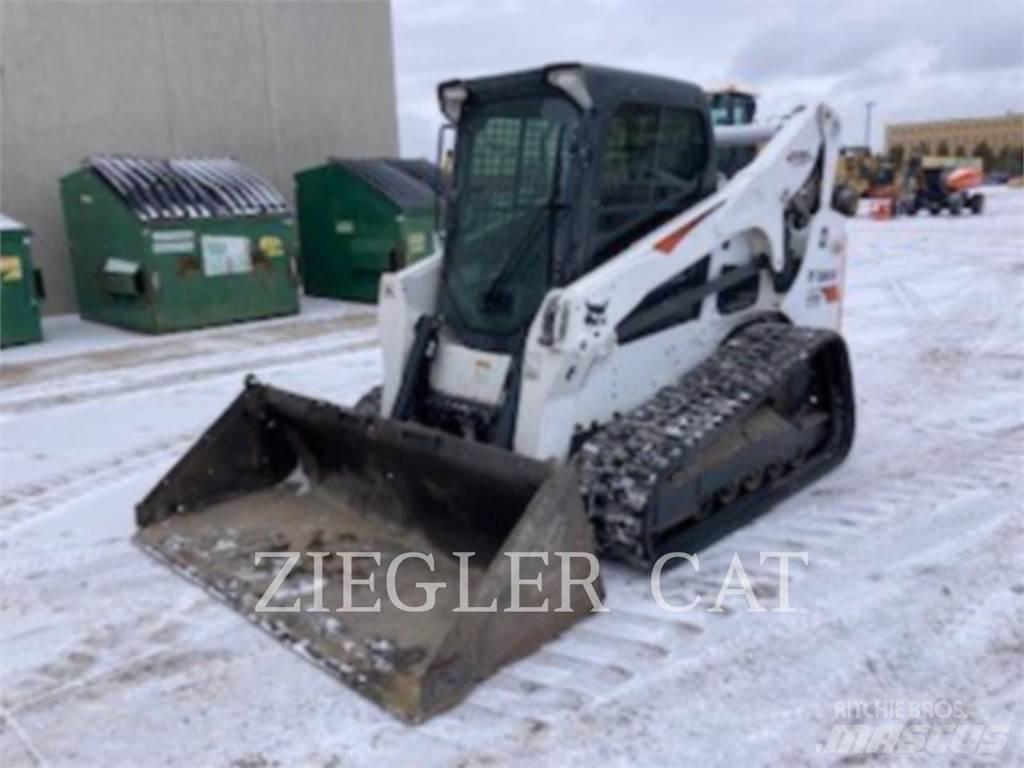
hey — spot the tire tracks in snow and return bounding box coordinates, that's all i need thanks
[0,312,376,390]
[0,432,193,537]
[0,333,378,415]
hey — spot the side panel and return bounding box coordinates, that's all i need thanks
[150,215,299,332]
[60,170,157,332]
[379,253,443,414]
[295,165,339,297]
[334,177,400,302]
[0,228,43,347]
[780,208,848,330]
[781,106,847,331]
[514,239,781,461]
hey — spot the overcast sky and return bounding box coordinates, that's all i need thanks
[391,0,1024,158]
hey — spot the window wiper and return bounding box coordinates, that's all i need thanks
[482,128,568,306]
[481,203,559,306]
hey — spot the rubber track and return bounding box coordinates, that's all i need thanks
[576,322,846,565]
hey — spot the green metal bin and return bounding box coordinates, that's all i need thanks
[1,213,44,348]
[60,155,299,334]
[295,158,440,303]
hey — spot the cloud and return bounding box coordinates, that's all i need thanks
[392,0,1024,156]
[731,9,887,84]
[925,8,1024,73]
[827,67,910,96]
[731,1,1023,84]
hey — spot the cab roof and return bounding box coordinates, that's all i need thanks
[442,62,709,116]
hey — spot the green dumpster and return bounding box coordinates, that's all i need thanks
[60,155,299,334]
[1,213,44,348]
[295,158,440,303]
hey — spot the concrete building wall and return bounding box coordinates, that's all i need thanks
[1,0,399,314]
[885,113,1024,156]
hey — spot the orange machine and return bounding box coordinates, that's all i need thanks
[946,166,984,192]
[902,157,985,216]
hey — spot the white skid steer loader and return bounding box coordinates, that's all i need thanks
[136,63,855,722]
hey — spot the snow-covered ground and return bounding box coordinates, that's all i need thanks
[2,190,1022,767]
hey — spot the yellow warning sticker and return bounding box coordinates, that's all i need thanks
[1,256,23,282]
[259,235,285,258]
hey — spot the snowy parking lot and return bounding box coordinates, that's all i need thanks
[1,189,1022,766]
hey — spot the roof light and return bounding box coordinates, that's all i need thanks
[545,66,593,111]
[438,81,468,124]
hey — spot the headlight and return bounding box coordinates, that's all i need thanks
[545,65,593,111]
[438,81,468,124]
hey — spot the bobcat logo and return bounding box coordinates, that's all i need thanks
[584,300,608,326]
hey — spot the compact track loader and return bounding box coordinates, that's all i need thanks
[137,63,856,722]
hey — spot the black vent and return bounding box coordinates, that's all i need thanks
[88,154,289,221]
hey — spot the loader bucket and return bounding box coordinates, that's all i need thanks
[135,379,602,723]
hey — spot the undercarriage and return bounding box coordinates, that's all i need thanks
[578,321,855,564]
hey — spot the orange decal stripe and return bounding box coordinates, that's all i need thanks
[823,284,842,303]
[654,200,726,254]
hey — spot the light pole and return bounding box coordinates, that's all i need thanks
[864,101,876,151]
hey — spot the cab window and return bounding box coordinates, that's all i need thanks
[593,103,708,265]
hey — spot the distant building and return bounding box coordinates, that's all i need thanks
[885,113,1024,170]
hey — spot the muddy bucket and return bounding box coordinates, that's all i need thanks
[135,379,602,722]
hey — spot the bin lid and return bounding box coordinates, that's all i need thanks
[0,212,27,232]
[384,158,445,196]
[87,154,290,222]
[330,158,436,211]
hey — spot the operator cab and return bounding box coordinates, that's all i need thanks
[707,85,758,178]
[436,63,717,354]
[708,86,757,127]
